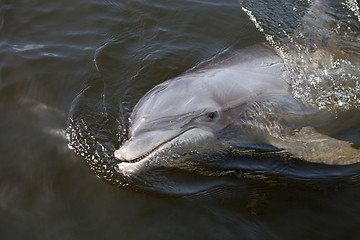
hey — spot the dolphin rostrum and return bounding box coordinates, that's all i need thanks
[114,43,359,170]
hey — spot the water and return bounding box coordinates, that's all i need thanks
[242,0,360,110]
[1,0,360,239]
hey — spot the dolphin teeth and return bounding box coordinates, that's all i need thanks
[122,148,156,163]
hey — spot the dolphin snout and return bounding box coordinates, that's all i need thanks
[114,129,180,163]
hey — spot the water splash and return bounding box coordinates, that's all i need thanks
[67,118,124,185]
[241,0,360,110]
[344,0,360,22]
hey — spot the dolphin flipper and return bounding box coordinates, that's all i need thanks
[271,127,360,165]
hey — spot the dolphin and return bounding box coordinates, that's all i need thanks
[114,43,360,170]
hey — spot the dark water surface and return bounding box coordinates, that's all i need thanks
[1,0,360,239]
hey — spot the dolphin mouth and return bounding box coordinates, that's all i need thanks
[115,129,193,163]
[115,127,210,164]
[118,145,160,163]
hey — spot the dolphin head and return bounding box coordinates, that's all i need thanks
[114,71,250,163]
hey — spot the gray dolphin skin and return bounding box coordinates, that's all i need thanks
[114,43,360,166]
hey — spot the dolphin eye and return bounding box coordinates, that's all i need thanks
[207,111,216,119]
